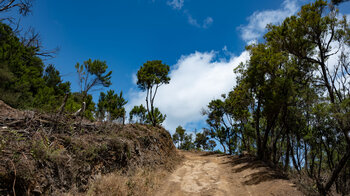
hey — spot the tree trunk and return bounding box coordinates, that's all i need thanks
[290,140,300,173]
[285,133,290,172]
[304,142,309,175]
[255,99,262,159]
[58,93,69,115]
[220,141,226,154]
[318,147,350,195]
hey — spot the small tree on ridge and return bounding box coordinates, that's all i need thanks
[136,60,170,126]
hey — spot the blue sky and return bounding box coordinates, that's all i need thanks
[13,0,350,133]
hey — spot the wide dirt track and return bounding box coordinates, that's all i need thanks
[155,151,303,196]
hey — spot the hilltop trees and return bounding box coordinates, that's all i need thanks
[75,59,112,101]
[33,65,71,111]
[172,126,195,150]
[97,90,127,124]
[137,60,170,126]
[129,104,147,123]
[74,59,112,116]
[194,131,209,150]
[172,126,212,151]
[0,22,70,110]
[65,93,95,120]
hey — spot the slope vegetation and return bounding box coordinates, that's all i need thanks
[0,100,180,195]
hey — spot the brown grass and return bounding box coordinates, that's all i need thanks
[66,168,170,196]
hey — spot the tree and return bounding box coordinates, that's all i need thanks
[145,107,166,126]
[208,140,217,151]
[110,91,127,124]
[97,90,127,124]
[265,1,350,193]
[200,1,350,194]
[75,59,112,102]
[0,22,63,109]
[203,98,235,154]
[96,91,107,120]
[194,131,209,150]
[172,126,195,150]
[129,104,147,124]
[43,65,70,95]
[33,65,71,111]
[181,134,194,150]
[173,126,185,148]
[65,93,95,121]
[136,60,170,126]
[172,132,180,148]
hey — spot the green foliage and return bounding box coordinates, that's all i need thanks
[0,22,44,108]
[208,140,216,151]
[65,93,96,120]
[97,90,128,123]
[136,60,170,126]
[194,131,209,150]
[75,59,112,100]
[172,126,197,150]
[33,65,71,111]
[136,60,170,91]
[129,104,147,124]
[0,22,70,111]
[145,107,166,126]
[204,1,350,194]
[180,134,194,151]
[172,126,186,149]
[203,97,242,154]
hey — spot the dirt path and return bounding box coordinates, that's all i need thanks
[155,151,303,196]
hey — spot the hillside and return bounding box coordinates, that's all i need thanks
[0,100,304,196]
[0,100,180,195]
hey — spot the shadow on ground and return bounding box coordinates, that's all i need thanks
[221,155,288,186]
[199,152,227,157]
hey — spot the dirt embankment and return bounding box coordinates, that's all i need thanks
[0,100,180,195]
[155,151,303,196]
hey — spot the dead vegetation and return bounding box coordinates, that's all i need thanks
[0,100,180,195]
[81,168,170,196]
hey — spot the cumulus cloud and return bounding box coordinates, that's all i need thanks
[127,50,250,132]
[167,0,184,10]
[239,0,299,43]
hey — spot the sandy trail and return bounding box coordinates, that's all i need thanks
[155,151,303,196]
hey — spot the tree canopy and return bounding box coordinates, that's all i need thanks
[75,59,112,100]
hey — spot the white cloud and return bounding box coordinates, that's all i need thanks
[187,13,213,29]
[163,0,213,29]
[127,50,250,133]
[239,0,299,43]
[203,17,214,28]
[167,0,184,10]
[187,14,200,27]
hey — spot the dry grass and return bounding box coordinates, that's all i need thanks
[67,168,170,196]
